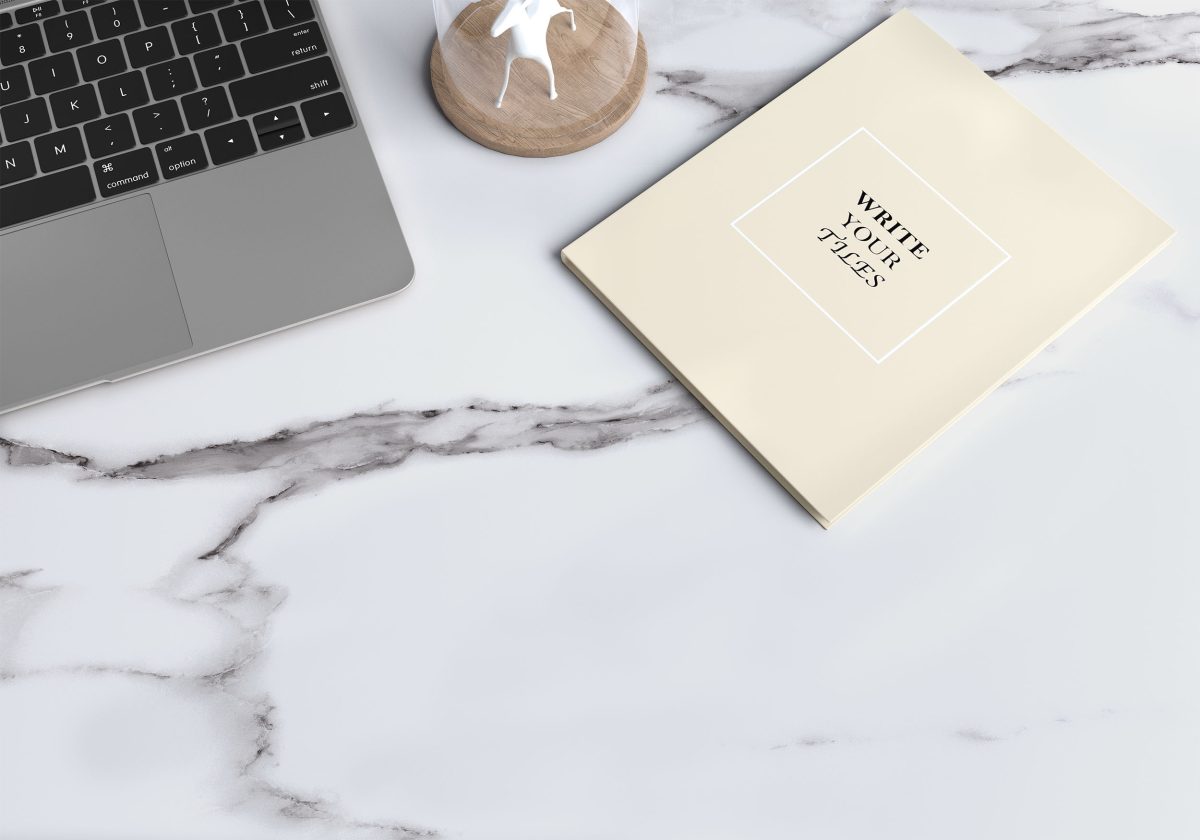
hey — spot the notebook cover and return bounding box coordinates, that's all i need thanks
[561,10,1174,528]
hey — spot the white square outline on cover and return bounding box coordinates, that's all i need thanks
[731,127,1011,364]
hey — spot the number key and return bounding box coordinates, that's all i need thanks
[44,10,94,52]
[1,24,47,65]
[91,1,142,40]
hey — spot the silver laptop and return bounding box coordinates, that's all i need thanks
[0,0,414,414]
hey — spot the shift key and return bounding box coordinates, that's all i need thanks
[230,57,339,117]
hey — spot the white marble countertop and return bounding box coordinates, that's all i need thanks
[2,1,1198,838]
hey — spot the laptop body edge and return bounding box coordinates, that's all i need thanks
[0,0,415,415]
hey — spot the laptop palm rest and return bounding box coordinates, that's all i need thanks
[0,196,193,411]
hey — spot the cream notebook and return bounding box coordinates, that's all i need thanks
[562,11,1173,528]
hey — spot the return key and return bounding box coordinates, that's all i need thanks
[242,23,327,75]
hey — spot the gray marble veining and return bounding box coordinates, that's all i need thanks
[1,381,701,551]
[1,2,1196,837]
[1,381,698,483]
[649,1,1200,123]
[0,382,706,838]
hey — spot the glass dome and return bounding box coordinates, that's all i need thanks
[431,0,645,156]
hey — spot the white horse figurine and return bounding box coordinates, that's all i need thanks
[490,0,576,108]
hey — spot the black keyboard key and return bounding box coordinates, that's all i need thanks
[188,1,234,12]
[265,0,312,29]
[94,145,157,196]
[139,2,189,26]
[217,1,265,42]
[49,82,100,126]
[0,140,35,184]
[252,104,296,134]
[0,13,11,32]
[180,85,229,129]
[35,125,86,170]
[0,97,50,140]
[242,21,325,74]
[193,44,241,86]
[146,56,194,98]
[78,38,127,80]
[0,165,95,228]
[230,56,337,117]
[84,111,135,155]
[98,69,148,111]
[155,131,206,178]
[203,118,252,164]
[257,120,301,151]
[16,3,61,25]
[1,23,47,65]
[0,65,31,104]
[125,25,175,67]
[44,10,94,51]
[132,97,182,142]
[171,13,219,54]
[91,0,141,40]
[30,51,79,94]
[63,0,107,9]
[301,91,351,137]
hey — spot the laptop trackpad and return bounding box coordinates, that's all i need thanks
[0,196,192,409]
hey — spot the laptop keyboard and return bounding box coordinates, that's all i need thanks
[0,0,354,230]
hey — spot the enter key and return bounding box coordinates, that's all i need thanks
[242,23,328,74]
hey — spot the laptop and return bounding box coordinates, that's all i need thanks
[0,0,415,414]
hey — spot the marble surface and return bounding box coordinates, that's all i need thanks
[2,1,1199,838]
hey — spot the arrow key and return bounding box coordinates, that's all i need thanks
[258,122,304,152]
[204,118,255,165]
[301,92,351,138]
[253,105,299,136]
